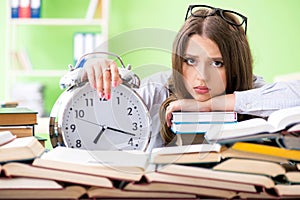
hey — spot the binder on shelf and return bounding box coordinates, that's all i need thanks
[30,0,42,18]
[84,33,95,54]
[10,0,19,18]
[85,0,99,20]
[73,33,85,67]
[19,0,31,18]
[73,32,104,67]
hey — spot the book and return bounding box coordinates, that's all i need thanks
[73,33,85,66]
[221,147,290,164]
[151,143,222,164]
[278,124,300,149]
[0,107,37,126]
[10,0,19,18]
[172,111,237,123]
[271,185,300,198]
[0,177,62,189]
[87,186,197,199]
[0,101,18,108]
[205,106,300,143]
[32,147,149,182]
[124,182,237,199]
[30,0,41,18]
[0,131,16,146]
[0,126,33,138]
[2,162,113,188]
[0,136,44,163]
[212,158,290,178]
[0,177,85,199]
[144,171,258,193]
[157,164,276,192]
[171,122,236,134]
[231,142,300,161]
[19,0,31,18]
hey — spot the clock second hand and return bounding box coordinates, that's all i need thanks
[76,117,136,137]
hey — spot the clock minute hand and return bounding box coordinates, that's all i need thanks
[106,126,136,136]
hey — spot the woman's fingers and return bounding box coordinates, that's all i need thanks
[81,59,122,100]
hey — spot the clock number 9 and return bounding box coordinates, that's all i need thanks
[70,124,76,132]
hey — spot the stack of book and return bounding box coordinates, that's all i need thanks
[171,111,237,134]
[0,107,38,138]
[204,106,300,147]
[1,107,300,199]
[1,138,300,199]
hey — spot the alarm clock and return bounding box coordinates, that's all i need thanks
[49,52,152,151]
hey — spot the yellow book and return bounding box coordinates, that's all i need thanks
[232,142,300,161]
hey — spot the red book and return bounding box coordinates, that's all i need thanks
[19,0,31,18]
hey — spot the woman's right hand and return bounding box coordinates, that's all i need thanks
[81,59,123,100]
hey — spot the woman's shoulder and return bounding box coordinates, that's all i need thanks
[252,75,266,88]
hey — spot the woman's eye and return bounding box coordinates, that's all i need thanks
[211,61,224,68]
[184,58,196,66]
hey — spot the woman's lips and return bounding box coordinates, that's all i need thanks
[194,86,209,94]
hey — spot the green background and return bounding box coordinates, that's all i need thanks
[1,0,300,116]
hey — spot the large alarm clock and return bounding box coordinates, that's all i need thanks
[49,52,152,151]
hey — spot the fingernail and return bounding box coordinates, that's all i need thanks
[113,81,117,87]
[99,92,104,98]
[106,93,111,100]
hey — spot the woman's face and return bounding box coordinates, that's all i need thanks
[182,34,227,101]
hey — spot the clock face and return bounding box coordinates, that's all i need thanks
[58,83,152,151]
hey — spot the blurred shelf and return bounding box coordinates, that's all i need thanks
[14,69,68,77]
[10,18,104,26]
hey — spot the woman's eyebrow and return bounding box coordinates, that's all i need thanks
[183,54,223,61]
[209,57,223,60]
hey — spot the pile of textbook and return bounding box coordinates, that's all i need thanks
[171,111,237,134]
[171,106,300,149]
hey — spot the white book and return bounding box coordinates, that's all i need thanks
[205,106,300,142]
[73,33,85,63]
[172,111,237,123]
[84,33,94,54]
[171,122,236,134]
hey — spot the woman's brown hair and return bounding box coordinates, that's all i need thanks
[160,8,253,145]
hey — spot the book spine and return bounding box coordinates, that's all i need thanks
[19,0,31,18]
[30,0,41,18]
[73,33,85,67]
[84,33,95,54]
[11,0,19,18]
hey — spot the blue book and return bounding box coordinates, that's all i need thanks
[11,0,19,18]
[171,121,237,134]
[30,0,42,18]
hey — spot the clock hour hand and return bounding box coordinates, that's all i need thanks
[93,126,106,144]
[106,126,135,136]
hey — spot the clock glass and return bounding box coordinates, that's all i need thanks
[59,83,152,151]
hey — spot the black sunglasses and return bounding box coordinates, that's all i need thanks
[185,5,248,34]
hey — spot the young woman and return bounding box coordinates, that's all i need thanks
[81,5,300,149]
